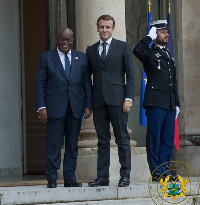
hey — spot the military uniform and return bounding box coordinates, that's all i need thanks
[133,36,180,178]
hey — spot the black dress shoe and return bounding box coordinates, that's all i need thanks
[64,179,82,187]
[88,177,109,187]
[118,177,130,187]
[47,180,57,188]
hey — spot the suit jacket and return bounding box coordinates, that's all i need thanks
[133,36,180,110]
[35,48,92,118]
[86,38,135,108]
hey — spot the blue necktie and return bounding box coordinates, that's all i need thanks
[65,53,70,80]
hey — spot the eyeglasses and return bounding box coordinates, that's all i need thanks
[58,37,73,43]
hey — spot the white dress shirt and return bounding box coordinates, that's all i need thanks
[98,37,112,56]
[157,45,169,57]
[57,47,72,68]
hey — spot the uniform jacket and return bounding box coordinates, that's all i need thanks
[133,36,180,110]
[86,38,135,108]
[35,48,92,118]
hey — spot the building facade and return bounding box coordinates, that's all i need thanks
[0,0,200,178]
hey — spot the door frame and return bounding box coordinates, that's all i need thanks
[19,0,27,174]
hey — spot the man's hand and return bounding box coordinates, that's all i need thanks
[123,100,132,112]
[84,108,92,119]
[148,26,157,40]
[175,106,180,119]
[38,108,48,123]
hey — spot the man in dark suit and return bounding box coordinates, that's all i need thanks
[35,28,92,188]
[133,20,180,182]
[86,15,135,187]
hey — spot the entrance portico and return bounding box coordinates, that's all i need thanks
[0,0,200,183]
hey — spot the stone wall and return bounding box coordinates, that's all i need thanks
[177,0,200,140]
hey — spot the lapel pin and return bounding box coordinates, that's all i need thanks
[155,53,161,58]
[75,57,78,60]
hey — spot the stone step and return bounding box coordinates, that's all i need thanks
[40,196,200,205]
[0,182,199,205]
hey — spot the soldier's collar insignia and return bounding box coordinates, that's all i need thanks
[155,53,161,58]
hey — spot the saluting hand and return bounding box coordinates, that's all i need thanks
[148,26,157,40]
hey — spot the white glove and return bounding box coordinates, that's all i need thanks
[175,106,180,119]
[147,26,157,40]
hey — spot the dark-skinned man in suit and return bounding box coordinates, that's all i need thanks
[86,15,135,187]
[35,28,92,188]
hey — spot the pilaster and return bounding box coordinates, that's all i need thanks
[175,0,200,174]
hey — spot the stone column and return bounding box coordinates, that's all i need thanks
[76,0,126,50]
[175,0,200,176]
[75,0,128,147]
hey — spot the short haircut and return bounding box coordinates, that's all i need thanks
[56,28,73,38]
[97,15,115,27]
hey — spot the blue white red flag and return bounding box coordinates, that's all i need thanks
[166,13,180,151]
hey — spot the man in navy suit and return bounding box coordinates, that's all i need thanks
[35,28,92,188]
[87,15,135,187]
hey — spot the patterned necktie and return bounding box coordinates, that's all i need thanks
[65,53,70,80]
[100,42,107,63]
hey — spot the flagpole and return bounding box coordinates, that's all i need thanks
[168,0,171,14]
[148,0,151,13]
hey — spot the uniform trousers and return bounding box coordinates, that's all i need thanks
[93,103,131,178]
[45,102,82,181]
[146,107,176,177]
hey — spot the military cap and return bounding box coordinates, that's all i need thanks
[150,20,169,29]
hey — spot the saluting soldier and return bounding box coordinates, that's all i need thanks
[133,20,180,182]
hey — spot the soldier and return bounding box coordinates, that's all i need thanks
[133,20,180,182]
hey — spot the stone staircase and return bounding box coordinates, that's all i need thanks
[0,181,199,205]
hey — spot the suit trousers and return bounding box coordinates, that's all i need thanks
[146,107,176,177]
[45,101,82,181]
[93,104,131,178]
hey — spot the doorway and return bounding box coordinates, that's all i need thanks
[21,0,75,176]
[22,0,47,174]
